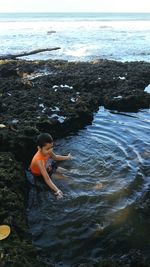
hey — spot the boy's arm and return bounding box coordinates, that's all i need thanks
[50,151,73,161]
[36,160,61,194]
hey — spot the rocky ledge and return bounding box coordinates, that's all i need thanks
[0,59,150,267]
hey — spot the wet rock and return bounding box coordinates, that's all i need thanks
[0,58,150,267]
[104,93,150,112]
[0,152,43,267]
[0,59,149,142]
[0,66,18,77]
[0,124,6,128]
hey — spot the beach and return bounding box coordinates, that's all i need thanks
[0,12,150,267]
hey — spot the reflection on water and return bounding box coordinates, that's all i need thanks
[27,107,150,266]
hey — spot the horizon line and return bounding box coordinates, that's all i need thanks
[0,11,150,14]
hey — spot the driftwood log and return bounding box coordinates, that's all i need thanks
[0,47,61,60]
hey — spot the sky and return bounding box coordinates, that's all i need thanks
[0,0,150,13]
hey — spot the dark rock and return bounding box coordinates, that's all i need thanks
[0,58,150,267]
[0,66,18,77]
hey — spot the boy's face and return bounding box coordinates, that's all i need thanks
[39,143,54,156]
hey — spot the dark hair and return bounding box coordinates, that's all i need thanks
[37,133,53,148]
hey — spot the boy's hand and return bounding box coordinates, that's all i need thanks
[67,153,73,160]
[55,189,63,199]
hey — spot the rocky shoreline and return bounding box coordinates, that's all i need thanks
[0,59,150,267]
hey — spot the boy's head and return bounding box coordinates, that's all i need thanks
[37,133,53,148]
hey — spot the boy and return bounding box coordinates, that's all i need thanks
[30,133,72,199]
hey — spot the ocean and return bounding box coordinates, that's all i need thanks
[1,12,150,266]
[0,12,150,62]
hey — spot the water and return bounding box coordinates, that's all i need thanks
[27,107,150,266]
[0,12,150,62]
[2,11,149,265]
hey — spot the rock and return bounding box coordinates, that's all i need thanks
[0,66,18,77]
[0,152,43,267]
[0,124,6,129]
[47,30,56,34]
[0,58,150,267]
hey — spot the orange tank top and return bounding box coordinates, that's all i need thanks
[30,150,49,176]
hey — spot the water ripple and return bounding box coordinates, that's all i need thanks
[27,107,150,265]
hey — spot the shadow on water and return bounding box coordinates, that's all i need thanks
[27,107,150,266]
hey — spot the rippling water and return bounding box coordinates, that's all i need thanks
[27,107,150,266]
